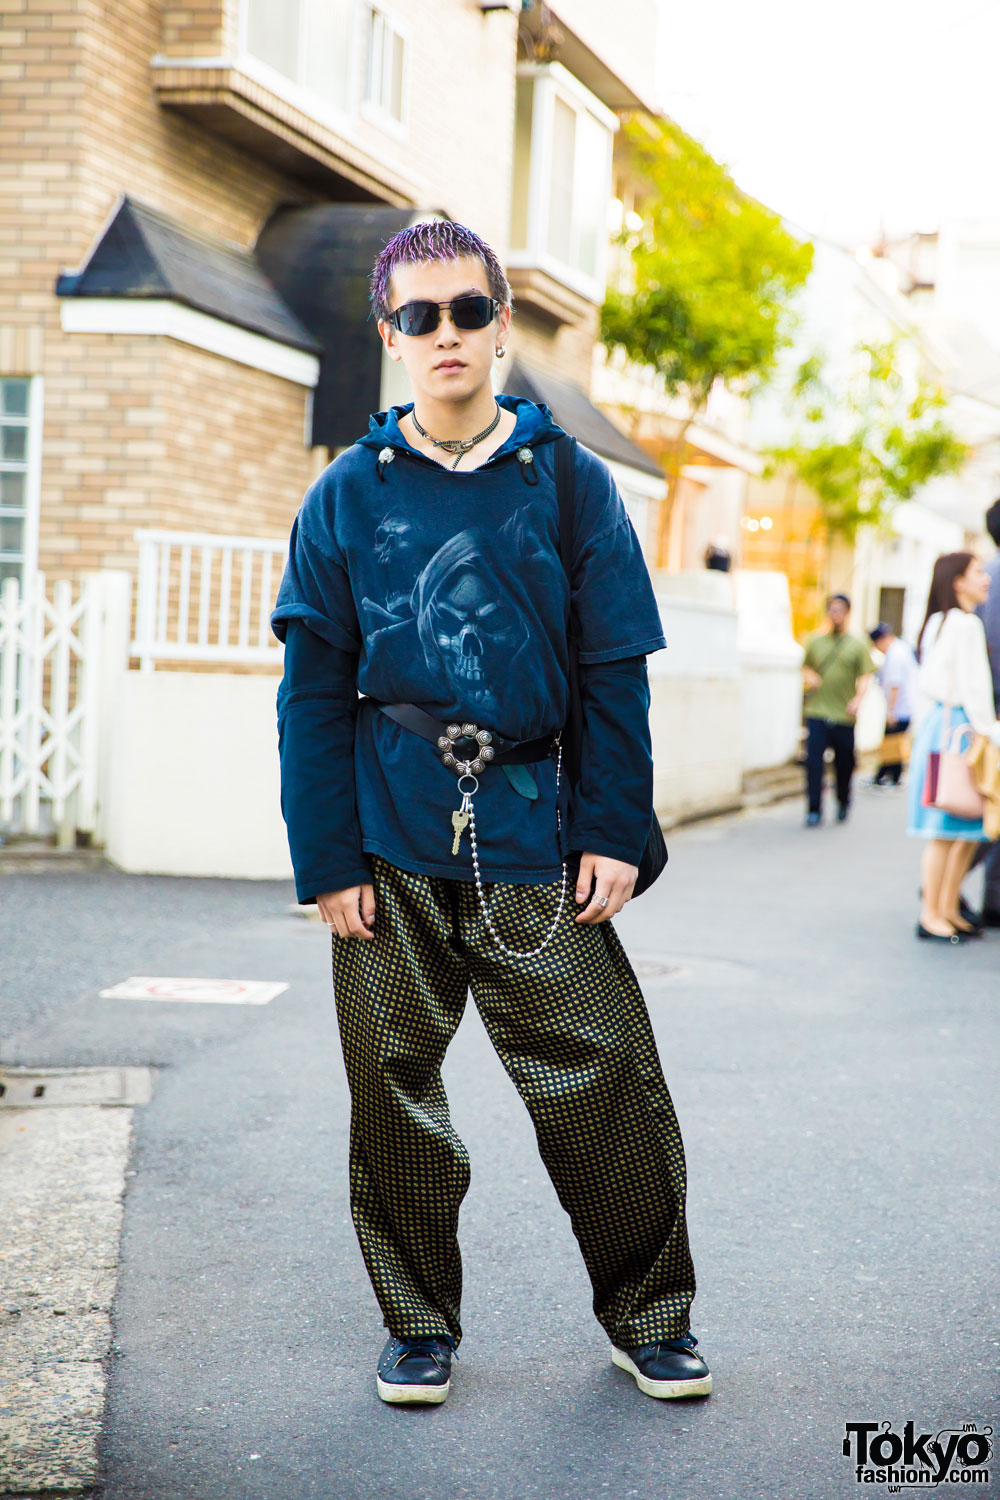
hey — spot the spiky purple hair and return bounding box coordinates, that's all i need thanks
[370,220,513,322]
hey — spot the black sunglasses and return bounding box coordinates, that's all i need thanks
[386,294,500,337]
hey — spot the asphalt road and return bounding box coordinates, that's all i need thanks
[1,786,997,1500]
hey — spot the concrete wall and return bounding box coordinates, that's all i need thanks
[100,569,807,878]
[104,670,291,880]
[649,584,743,824]
[734,570,805,772]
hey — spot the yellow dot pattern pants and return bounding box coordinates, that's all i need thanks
[331,853,696,1350]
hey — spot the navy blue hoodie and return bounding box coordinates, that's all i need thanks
[271,394,665,902]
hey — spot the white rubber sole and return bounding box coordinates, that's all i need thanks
[611,1346,712,1399]
[377,1373,450,1404]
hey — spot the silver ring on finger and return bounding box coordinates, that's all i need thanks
[596,895,609,908]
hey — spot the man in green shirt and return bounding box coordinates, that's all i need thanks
[801,593,875,825]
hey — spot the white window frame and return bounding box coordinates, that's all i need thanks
[508,61,618,306]
[236,0,361,137]
[0,375,42,592]
[360,3,409,138]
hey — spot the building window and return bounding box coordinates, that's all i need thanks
[0,377,40,590]
[243,0,355,116]
[364,6,407,126]
[509,62,617,304]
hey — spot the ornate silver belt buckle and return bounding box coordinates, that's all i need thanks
[436,721,495,776]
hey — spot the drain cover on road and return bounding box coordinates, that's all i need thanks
[0,1066,153,1109]
[99,976,288,1005]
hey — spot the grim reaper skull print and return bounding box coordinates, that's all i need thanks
[424,561,523,703]
[366,507,554,727]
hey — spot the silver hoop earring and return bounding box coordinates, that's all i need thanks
[495,345,506,359]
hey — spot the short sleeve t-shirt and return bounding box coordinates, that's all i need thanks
[878,637,918,722]
[803,631,875,724]
[271,395,666,884]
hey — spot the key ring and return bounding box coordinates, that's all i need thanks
[437,721,494,775]
[439,718,569,962]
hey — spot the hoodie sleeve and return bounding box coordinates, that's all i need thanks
[564,654,653,868]
[569,446,666,664]
[276,619,373,904]
[270,487,370,903]
[270,473,360,654]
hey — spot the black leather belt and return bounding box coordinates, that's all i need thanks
[364,698,557,764]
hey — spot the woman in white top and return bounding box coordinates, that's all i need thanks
[908,551,1000,942]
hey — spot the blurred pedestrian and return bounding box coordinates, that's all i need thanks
[868,622,917,786]
[909,552,1000,943]
[801,593,875,825]
[703,538,731,572]
[966,499,1000,926]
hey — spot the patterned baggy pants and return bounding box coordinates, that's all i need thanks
[331,853,696,1350]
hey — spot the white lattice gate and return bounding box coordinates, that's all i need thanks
[0,573,103,838]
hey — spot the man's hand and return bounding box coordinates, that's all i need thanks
[802,667,822,692]
[317,884,376,939]
[574,853,638,924]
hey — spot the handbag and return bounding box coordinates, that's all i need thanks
[967,734,1000,840]
[878,730,910,765]
[921,697,984,820]
[552,435,668,899]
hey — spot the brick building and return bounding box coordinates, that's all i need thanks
[1,0,663,598]
[2,0,682,864]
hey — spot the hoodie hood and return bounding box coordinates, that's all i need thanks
[356,392,564,459]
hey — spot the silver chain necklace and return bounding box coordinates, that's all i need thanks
[411,403,502,469]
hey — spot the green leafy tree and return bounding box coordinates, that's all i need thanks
[768,340,969,540]
[601,115,814,564]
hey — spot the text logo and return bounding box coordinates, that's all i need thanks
[843,1422,992,1491]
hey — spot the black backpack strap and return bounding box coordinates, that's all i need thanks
[551,435,583,789]
[553,433,578,578]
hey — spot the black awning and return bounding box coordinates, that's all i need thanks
[255,204,417,449]
[503,358,663,479]
[56,196,319,353]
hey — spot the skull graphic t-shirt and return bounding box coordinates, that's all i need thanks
[271,395,666,889]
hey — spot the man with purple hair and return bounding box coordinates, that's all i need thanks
[271,220,711,1406]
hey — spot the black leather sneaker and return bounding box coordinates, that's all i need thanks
[611,1334,712,1399]
[376,1336,453,1405]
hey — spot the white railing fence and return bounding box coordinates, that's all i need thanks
[134,530,287,670]
[0,572,128,838]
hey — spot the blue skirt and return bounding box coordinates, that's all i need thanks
[907,702,986,841]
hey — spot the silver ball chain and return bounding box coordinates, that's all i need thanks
[466,740,567,961]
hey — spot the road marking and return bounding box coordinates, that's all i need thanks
[98,976,289,1005]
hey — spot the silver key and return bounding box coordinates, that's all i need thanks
[451,808,470,855]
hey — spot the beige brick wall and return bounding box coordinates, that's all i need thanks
[0,0,324,593]
[358,1,518,254]
[510,307,601,389]
[78,0,321,252]
[155,0,519,253]
[33,334,318,581]
[0,0,590,597]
